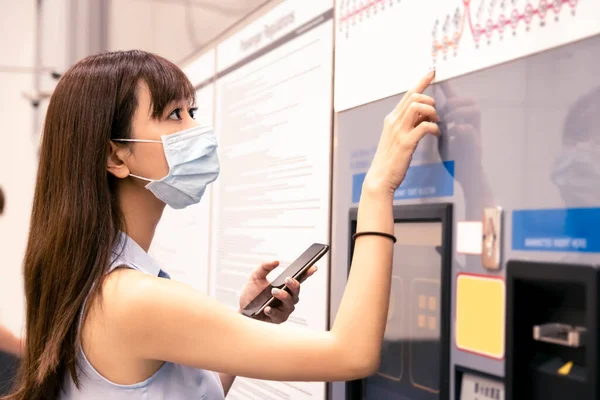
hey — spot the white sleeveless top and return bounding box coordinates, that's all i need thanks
[60,232,225,400]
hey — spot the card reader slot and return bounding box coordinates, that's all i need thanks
[533,323,587,348]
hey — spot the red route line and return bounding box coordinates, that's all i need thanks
[430,0,577,53]
[339,0,386,23]
[338,0,579,51]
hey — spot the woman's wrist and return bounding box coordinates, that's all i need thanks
[362,172,395,202]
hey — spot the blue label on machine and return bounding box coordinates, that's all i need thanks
[512,208,600,253]
[351,161,454,203]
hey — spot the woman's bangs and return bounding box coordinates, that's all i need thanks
[141,55,196,118]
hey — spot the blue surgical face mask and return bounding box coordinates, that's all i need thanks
[114,125,220,209]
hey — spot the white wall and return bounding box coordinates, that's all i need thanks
[0,0,274,336]
[108,0,267,63]
[0,0,67,336]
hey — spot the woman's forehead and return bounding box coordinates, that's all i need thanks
[135,81,192,117]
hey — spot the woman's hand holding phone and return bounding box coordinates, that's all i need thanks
[238,260,317,324]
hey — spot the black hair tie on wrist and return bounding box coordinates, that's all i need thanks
[352,231,397,243]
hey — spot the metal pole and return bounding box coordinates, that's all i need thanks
[32,0,43,140]
[67,0,77,66]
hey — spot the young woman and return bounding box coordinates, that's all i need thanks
[5,50,439,400]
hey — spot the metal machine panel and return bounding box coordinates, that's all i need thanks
[330,34,600,400]
[346,204,453,400]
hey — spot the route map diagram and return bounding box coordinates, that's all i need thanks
[337,0,403,39]
[431,0,579,62]
[333,0,600,111]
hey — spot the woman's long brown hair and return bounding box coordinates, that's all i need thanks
[4,50,195,400]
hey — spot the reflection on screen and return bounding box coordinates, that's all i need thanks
[364,222,443,400]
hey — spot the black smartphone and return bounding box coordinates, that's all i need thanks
[241,243,329,318]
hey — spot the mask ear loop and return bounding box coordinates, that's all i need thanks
[112,139,163,143]
[110,138,163,182]
[129,174,154,182]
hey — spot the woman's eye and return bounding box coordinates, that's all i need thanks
[168,108,182,120]
[168,107,198,120]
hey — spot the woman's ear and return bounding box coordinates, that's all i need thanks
[107,141,131,179]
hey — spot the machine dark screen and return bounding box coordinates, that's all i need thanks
[364,221,443,400]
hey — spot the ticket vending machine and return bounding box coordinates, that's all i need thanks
[506,260,600,398]
[329,33,600,400]
[346,204,452,400]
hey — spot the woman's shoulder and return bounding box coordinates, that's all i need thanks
[88,268,209,342]
[80,269,171,387]
[93,267,160,327]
